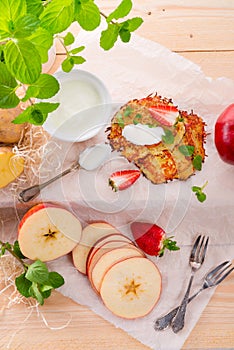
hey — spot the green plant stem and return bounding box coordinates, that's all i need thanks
[100,11,116,24]
[0,240,28,271]
[201,180,208,191]
[56,36,69,55]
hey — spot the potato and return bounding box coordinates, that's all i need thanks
[0,107,26,143]
[0,147,24,188]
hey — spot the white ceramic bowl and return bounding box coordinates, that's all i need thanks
[42,69,112,142]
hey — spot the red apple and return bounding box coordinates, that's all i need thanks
[18,203,82,261]
[215,104,234,165]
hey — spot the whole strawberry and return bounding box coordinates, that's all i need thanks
[131,222,180,257]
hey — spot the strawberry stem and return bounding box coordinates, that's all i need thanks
[159,236,180,257]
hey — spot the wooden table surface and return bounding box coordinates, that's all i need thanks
[1,1,234,349]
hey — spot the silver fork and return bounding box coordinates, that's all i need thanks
[171,234,209,333]
[154,260,234,331]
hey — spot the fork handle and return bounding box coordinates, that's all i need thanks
[154,288,202,331]
[171,274,194,333]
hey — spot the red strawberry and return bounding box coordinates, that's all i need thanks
[131,222,180,257]
[149,104,179,126]
[109,170,141,192]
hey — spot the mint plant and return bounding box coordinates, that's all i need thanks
[0,0,143,125]
[0,239,64,305]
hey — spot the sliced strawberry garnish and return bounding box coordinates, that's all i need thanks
[131,222,180,257]
[149,104,179,126]
[109,170,141,192]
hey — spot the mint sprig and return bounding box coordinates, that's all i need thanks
[192,181,208,202]
[0,240,64,305]
[0,0,143,125]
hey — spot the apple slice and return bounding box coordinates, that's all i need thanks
[72,222,119,274]
[100,257,161,319]
[18,203,82,261]
[86,234,133,273]
[87,240,139,282]
[90,246,145,293]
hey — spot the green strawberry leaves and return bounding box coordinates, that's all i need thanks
[158,236,180,257]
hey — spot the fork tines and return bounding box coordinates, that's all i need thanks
[190,234,209,263]
[207,260,234,285]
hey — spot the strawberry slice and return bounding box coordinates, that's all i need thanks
[109,170,141,192]
[131,222,180,257]
[149,104,179,126]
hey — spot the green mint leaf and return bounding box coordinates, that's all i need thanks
[192,186,201,193]
[1,246,6,256]
[29,282,44,305]
[107,0,132,22]
[62,56,74,72]
[15,273,32,298]
[11,14,40,38]
[25,260,49,284]
[0,0,26,40]
[0,0,26,23]
[193,154,203,171]
[29,27,53,63]
[22,74,60,101]
[41,289,52,299]
[196,191,206,203]
[48,271,65,289]
[100,24,120,50]
[117,115,125,128]
[178,144,195,157]
[5,39,41,84]
[74,0,101,31]
[123,106,133,116]
[13,241,26,259]
[40,0,74,34]
[0,62,20,108]
[119,28,131,43]
[63,32,75,46]
[40,284,54,292]
[26,0,44,17]
[162,129,174,144]
[133,113,142,124]
[35,102,59,114]
[126,17,143,32]
[70,55,86,65]
[69,46,85,54]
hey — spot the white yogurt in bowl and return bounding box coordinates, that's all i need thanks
[42,70,112,142]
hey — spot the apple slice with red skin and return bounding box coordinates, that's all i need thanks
[72,222,119,275]
[90,246,145,293]
[18,203,82,261]
[87,240,141,283]
[86,234,133,273]
[100,256,162,319]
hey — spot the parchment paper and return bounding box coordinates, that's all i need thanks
[1,30,234,350]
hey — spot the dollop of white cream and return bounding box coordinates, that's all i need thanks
[122,124,165,145]
[79,144,111,171]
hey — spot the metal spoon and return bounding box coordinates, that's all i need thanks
[18,143,111,203]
